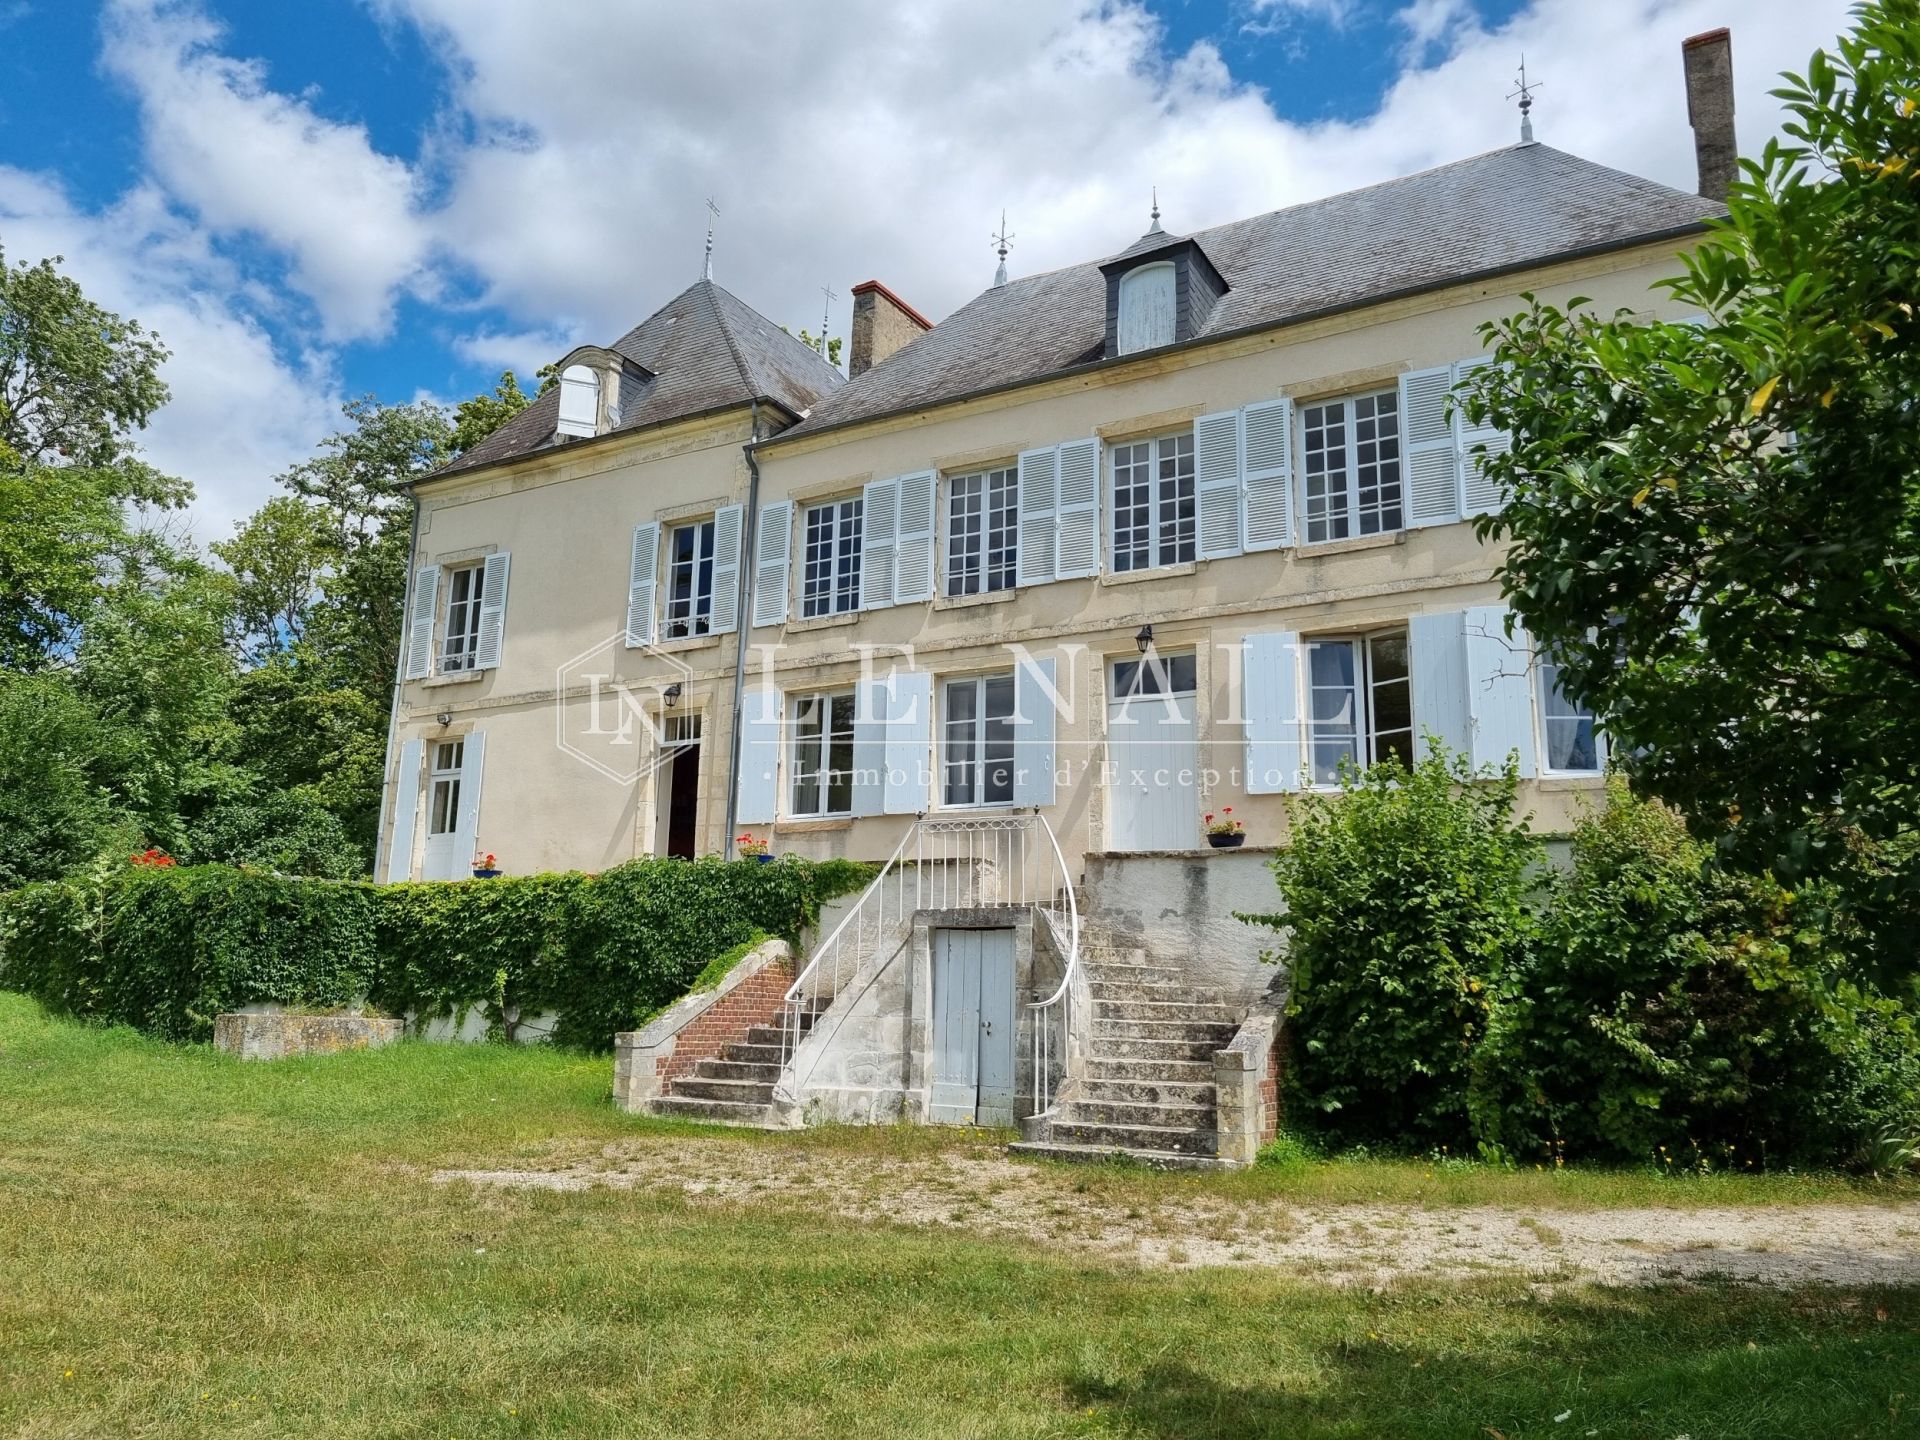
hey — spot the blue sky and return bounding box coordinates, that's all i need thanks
[0,0,1849,534]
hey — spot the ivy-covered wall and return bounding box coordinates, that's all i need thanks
[0,857,874,1050]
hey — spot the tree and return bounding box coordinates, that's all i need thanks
[1459,1,1920,970]
[450,369,532,454]
[209,495,334,661]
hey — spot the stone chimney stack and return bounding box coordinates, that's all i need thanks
[1683,28,1737,203]
[848,280,932,378]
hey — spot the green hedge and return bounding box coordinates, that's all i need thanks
[0,857,875,1049]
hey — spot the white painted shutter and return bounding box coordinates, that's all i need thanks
[1243,632,1302,794]
[851,677,889,818]
[884,670,933,815]
[735,684,782,825]
[385,738,422,883]
[1464,605,1536,777]
[1408,610,1470,761]
[1400,364,1460,527]
[452,730,486,875]
[404,565,438,680]
[557,365,597,437]
[708,503,743,634]
[624,521,659,648]
[1054,438,1101,579]
[1194,409,1244,559]
[861,475,898,609]
[893,470,937,604]
[1454,357,1512,516]
[1012,655,1058,808]
[1016,446,1058,587]
[752,499,792,629]
[1242,397,1294,551]
[473,551,510,670]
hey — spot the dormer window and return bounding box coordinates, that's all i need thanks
[556,364,598,437]
[1117,263,1176,355]
[551,347,653,442]
[1097,232,1227,361]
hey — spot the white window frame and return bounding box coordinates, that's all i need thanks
[439,563,486,673]
[1304,628,1413,786]
[1299,388,1405,545]
[788,690,855,818]
[663,516,717,640]
[945,465,1018,597]
[1110,431,1197,573]
[1536,653,1606,774]
[940,672,1017,809]
[802,496,863,619]
[427,739,464,836]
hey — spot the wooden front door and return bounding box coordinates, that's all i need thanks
[929,928,1016,1126]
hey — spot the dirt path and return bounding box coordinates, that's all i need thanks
[432,1137,1920,1288]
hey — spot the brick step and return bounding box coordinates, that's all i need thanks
[1091,1018,1237,1044]
[1041,1121,1217,1156]
[648,1095,778,1126]
[668,1075,777,1105]
[1007,1140,1234,1172]
[1058,1099,1215,1129]
[1092,998,1239,1023]
[1084,1056,1216,1082]
[1077,1077,1217,1105]
[695,1057,784,1082]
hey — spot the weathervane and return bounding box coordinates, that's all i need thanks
[1507,56,1542,144]
[703,197,721,280]
[819,285,838,362]
[992,210,1014,287]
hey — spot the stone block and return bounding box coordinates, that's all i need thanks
[213,1012,403,1061]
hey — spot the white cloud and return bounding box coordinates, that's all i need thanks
[0,165,340,541]
[451,327,575,380]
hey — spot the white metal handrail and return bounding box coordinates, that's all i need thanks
[1027,815,1081,1114]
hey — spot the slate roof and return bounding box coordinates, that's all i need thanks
[781,144,1724,441]
[438,279,844,477]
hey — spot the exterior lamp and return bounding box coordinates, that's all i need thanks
[1135,624,1154,654]
[435,711,452,727]
[663,682,683,708]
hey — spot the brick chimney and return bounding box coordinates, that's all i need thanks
[848,280,932,378]
[1683,28,1737,203]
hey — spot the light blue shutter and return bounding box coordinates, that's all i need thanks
[1454,357,1512,516]
[861,475,898,609]
[1053,438,1101,579]
[452,730,487,875]
[893,471,937,603]
[1400,364,1460,527]
[752,499,792,629]
[883,670,932,814]
[404,565,438,679]
[1408,610,1470,760]
[1243,632,1302,794]
[1195,409,1243,559]
[735,684,782,824]
[1241,397,1293,551]
[851,677,889,818]
[708,503,743,634]
[1012,655,1058,808]
[474,551,510,670]
[1464,605,1536,777]
[624,522,659,648]
[1016,447,1057,586]
[385,738,422,883]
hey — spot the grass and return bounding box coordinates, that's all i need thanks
[2,990,1918,1438]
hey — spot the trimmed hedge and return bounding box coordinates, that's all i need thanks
[0,857,875,1049]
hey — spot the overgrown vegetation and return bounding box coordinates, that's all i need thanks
[1247,754,1920,1170]
[0,857,873,1049]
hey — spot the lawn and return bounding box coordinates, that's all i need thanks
[1,991,1917,1439]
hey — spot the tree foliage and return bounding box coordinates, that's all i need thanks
[450,369,533,454]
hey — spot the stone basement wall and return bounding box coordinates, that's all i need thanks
[1077,849,1286,1005]
[613,938,793,1111]
[214,1012,402,1061]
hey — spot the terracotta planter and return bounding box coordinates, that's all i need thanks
[1206,833,1245,850]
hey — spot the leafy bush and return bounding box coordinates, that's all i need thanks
[1241,747,1540,1151]
[1471,786,1920,1169]
[1,856,875,1049]
[187,791,367,880]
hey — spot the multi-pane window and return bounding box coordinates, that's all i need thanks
[790,691,855,817]
[440,564,486,672]
[1305,630,1413,785]
[1111,432,1196,572]
[1301,390,1403,544]
[1111,652,1197,699]
[946,466,1018,596]
[428,739,464,835]
[802,497,863,618]
[942,673,1016,807]
[1538,656,1603,772]
[663,519,716,639]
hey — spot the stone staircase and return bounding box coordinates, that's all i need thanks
[1011,945,1240,1170]
[648,1008,815,1126]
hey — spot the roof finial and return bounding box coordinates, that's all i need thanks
[1148,185,1163,235]
[1507,56,1542,145]
[702,197,720,280]
[991,210,1014,287]
[818,284,838,365]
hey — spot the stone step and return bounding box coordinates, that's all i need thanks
[695,1057,784,1082]
[722,1042,789,1066]
[648,1095,778,1126]
[667,1075,776,1105]
[1093,998,1239,1024]
[1042,1121,1217,1156]
[1076,945,1149,965]
[743,1023,808,1048]
[1008,1140,1236,1172]
[1088,1035,1223,1061]
[1058,1099,1215,1129]
[1077,1077,1217,1106]
[1091,1018,1237,1044]
[1080,962,1189,987]
[1084,1056,1216,1082]
[1086,979,1216,1004]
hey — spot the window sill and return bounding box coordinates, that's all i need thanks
[423,670,485,688]
[1535,773,1605,792]
[934,588,1017,612]
[1293,530,1406,559]
[655,632,722,654]
[1100,561,1196,588]
[776,816,854,834]
[786,610,861,634]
